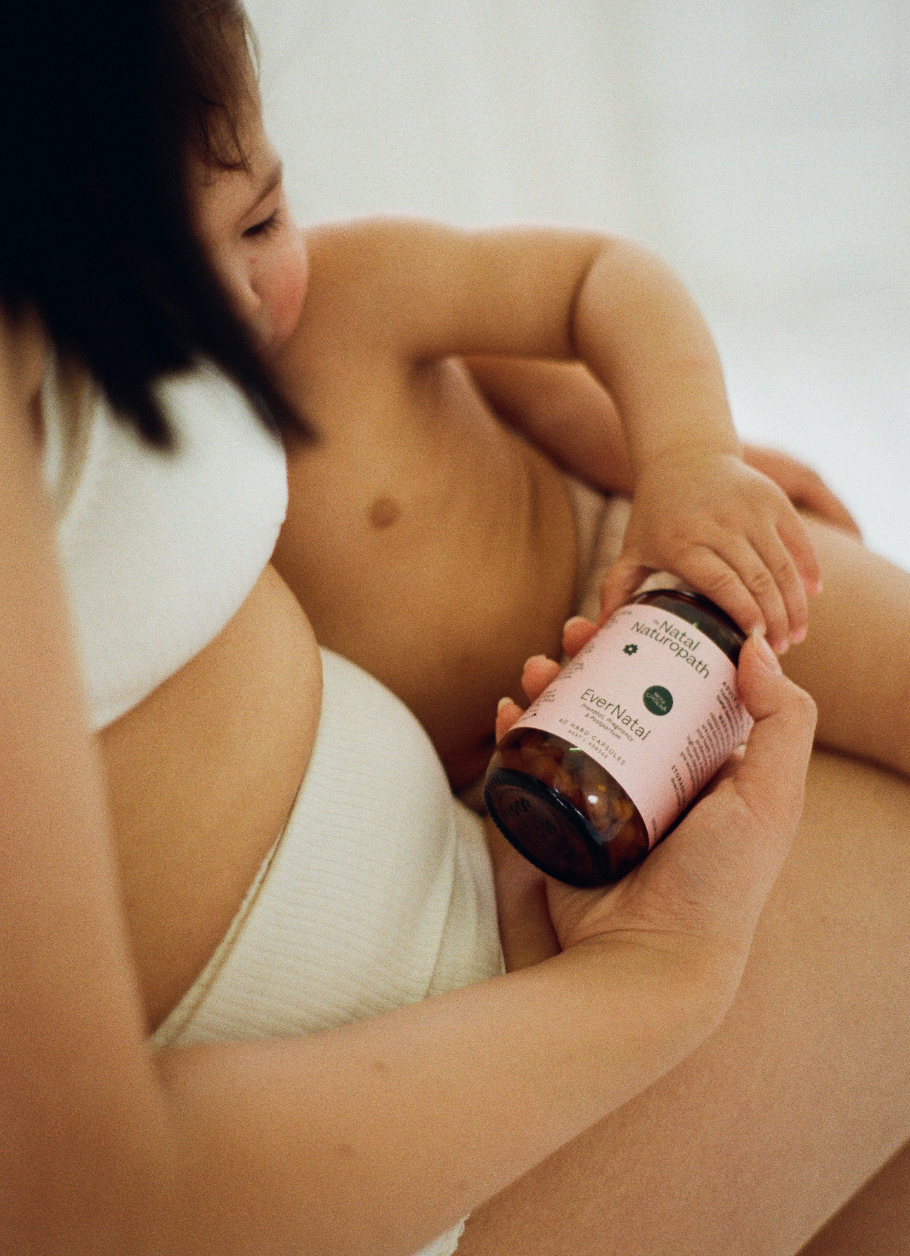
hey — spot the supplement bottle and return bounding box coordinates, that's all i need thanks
[484,588,752,886]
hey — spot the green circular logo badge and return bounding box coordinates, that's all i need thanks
[643,685,673,716]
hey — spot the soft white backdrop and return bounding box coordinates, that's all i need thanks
[246,0,910,567]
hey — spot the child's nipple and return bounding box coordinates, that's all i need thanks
[368,495,401,529]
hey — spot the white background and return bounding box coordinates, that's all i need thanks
[246,0,910,568]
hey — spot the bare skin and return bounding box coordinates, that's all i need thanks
[461,622,910,1256]
[272,346,579,789]
[464,749,910,1256]
[99,562,321,1030]
[181,91,910,1252]
[269,236,910,791]
[269,220,822,791]
[4,84,910,1256]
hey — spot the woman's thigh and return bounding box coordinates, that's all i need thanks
[460,749,910,1256]
[799,1138,910,1255]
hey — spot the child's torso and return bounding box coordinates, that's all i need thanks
[273,350,579,789]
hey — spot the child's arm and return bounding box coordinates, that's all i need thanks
[300,219,821,652]
[464,355,862,539]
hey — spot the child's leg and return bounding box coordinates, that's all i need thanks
[781,516,910,779]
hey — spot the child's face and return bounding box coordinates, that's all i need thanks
[190,105,308,355]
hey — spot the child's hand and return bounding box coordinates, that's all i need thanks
[741,443,862,539]
[597,450,822,652]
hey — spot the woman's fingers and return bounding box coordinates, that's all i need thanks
[494,697,525,742]
[494,654,561,741]
[622,633,817,947]
[562,615,597,657]
[695,632,816,883]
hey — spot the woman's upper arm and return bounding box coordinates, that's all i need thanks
[0,313,176,1250]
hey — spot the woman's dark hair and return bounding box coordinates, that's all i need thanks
[0,0,311,447]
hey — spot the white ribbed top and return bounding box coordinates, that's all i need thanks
[42,358,288,730]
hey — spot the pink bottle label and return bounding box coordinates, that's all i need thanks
[513,603,753,843]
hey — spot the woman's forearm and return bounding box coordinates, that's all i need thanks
[156,933,726,1256]
[0,313,806,1256]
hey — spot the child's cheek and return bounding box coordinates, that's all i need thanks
[265,245,308,348]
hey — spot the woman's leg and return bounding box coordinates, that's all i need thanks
[459,748,910,1256]
[782,516,910,777]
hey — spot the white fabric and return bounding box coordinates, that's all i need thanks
[151,647,504,1046]
[42,359,288,730]
[152,647,504,1256]
[42,361,501,1256]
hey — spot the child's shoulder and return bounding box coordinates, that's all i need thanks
[297,216,476,362]
[305,215,461,274]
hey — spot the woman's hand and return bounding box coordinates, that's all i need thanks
[496,628,817,991]
[596,451,822,653]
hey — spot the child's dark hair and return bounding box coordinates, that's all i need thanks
[0,0,311,448]
[180,0,260,172]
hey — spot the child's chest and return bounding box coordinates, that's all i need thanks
[273,355,578,784]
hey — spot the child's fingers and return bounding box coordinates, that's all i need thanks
[692,530,803,652]
[776,508,823,597]
[596,555,652,625]
[663,544,769,642]
[708,525,807,650]
[749,525,810,645]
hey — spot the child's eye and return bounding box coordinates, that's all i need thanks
[244,210,280,239]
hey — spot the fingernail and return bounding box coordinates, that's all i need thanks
[497,696,513,713]
[751,630,782,672]
[563,616,589,633]
[792,624,807,645]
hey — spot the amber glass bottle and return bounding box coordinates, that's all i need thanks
[483,588,750,887]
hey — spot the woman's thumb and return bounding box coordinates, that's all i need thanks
[733,632,817,823]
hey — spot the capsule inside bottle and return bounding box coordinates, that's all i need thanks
[484,728,650,887]
[484,588,747,887]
